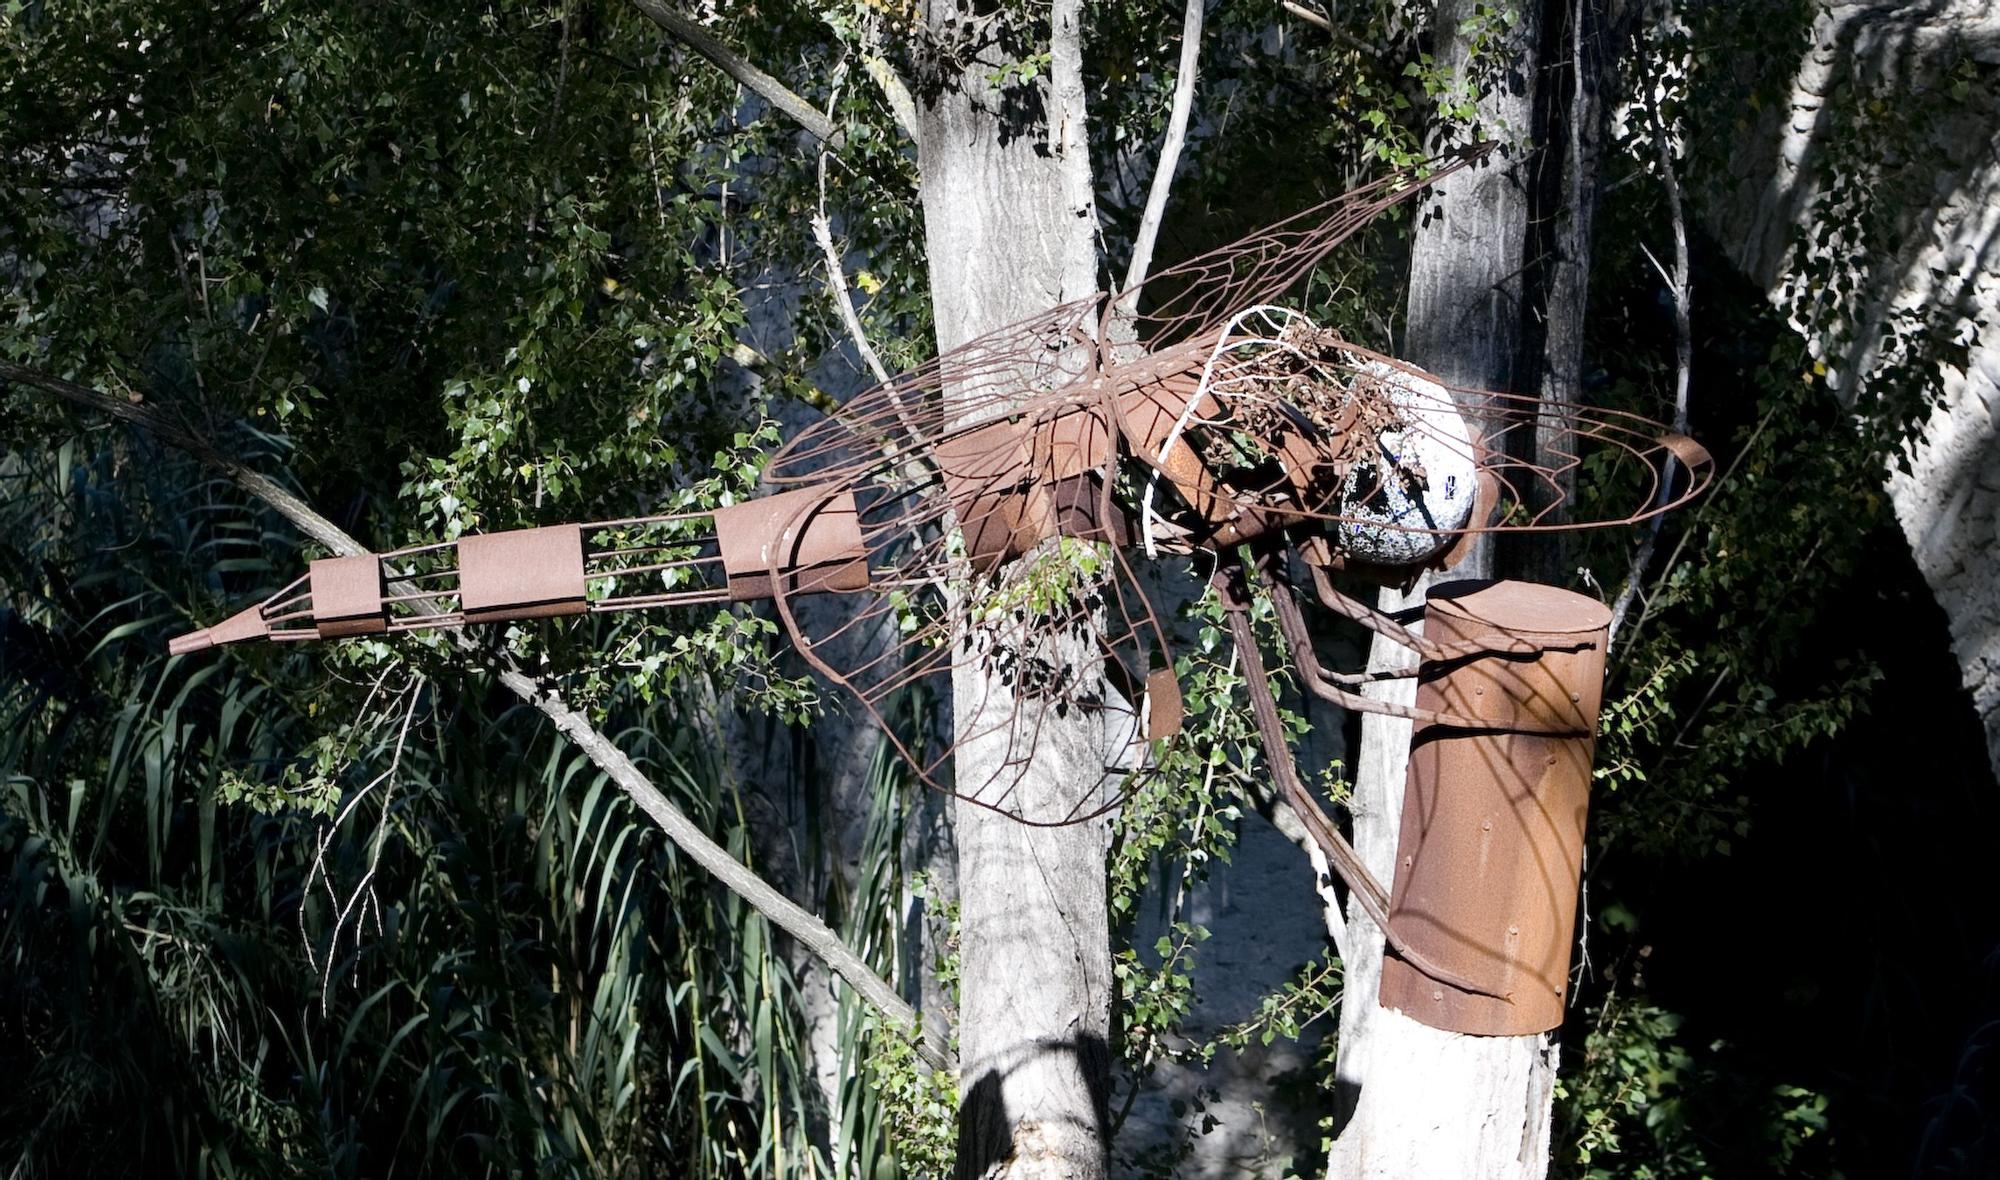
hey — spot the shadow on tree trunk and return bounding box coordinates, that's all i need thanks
[956,1032,1112,1179]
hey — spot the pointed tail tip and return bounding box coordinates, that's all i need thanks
[168,629,214,656]
[169,603,268,655]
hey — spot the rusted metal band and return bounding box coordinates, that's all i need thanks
[458,524,588,624]
[715,484,869,601]
[1378,579,1611,1035]
[1114,371,1227,515]
[1660,431,1711,473]
[310,555,388,638]
[1432,466,1502,573]
[1144,666,1183,741]
[1047,473,1132,548]
[1033,398,1115,483]
[933,419,1056,571]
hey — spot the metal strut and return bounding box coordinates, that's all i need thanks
[1213,562,1507,1000]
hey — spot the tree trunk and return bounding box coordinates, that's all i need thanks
[1706,0,2000,779]
[916,4,1114,1176]
[1325,1,1598,1176]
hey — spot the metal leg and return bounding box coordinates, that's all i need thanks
[1214,562,1505,1000]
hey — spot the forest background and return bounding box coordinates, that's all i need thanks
[1,0,1996,1177]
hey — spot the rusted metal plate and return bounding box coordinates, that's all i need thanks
[1377,579,1611,1036]
[1661,431,1711,470]
[1144,666,1184,741]
[714,484,869,602]
[457,524,588,624]
[1432,467,1502,574]
[310,555,387,639]
[1048,473,1132,548]
[1114,372,1228,526]
[1036,401,1116,482]
[934,420,1054,571]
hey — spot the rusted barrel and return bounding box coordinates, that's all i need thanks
[1377,579,1610,1036]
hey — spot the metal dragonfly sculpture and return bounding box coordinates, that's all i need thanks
[172,151,1712,1032]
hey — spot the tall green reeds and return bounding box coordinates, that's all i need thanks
[0,423,916,1177]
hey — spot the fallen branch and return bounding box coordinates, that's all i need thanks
[3,356,954,1075]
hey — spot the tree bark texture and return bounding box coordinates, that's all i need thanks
[1326,1,1579,1176]
[916,4,1114,1176]
[1516,0,1620,585]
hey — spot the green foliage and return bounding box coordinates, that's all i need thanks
[1550,6,1983,1174]
[0,1,933,1172]
[2,0,1983,1173]
[1555,991,1831,1179]
[820,714,960,1180]
[1105,577,1356,1177]
[1583,0,1967,863]
[0,425,850,1175]
[1211,952,1343,1056]
[863,1022,959,1179]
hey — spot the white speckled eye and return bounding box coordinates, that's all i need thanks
[1336,362,1478,566]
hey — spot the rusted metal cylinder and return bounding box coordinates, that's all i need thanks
[1377,579,1610,1036]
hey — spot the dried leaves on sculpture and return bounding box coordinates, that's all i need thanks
[172,149,1714,837]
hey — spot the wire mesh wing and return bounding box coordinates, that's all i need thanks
[767,148,1489,489]
[763,447,1180,824]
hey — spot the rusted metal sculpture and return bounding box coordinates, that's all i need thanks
[171,151,1713,1033]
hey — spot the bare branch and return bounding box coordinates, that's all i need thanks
[1280,0,1333,31]
[1,359,358,556]
[1121,0,1205,295]
[3,356,955,1075]
[1609,19,1693,650]
[1280,1,1371,54]
[628,0,844,148]
[812,153,894,388]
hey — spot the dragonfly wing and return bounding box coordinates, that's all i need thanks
[770,149,1488,488]
[1118,148,1487,352]
[766,293,1111,487]
[760,439,1180,825]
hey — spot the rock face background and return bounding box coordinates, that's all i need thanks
[1711,0,2000,774]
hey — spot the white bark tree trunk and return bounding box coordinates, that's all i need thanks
[1322,584,1560,1180]
[915,4,1114,1176]
[1325,1,1579,1175]
[1709,0,2000,778]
